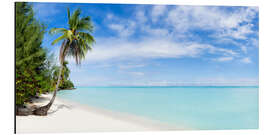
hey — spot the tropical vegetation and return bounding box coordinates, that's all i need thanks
[15,2,85,116]
[33,7,95,115]
[16,2,52,106]
[52,61,75,90]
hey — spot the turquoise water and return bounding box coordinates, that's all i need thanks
[58,86,258,130]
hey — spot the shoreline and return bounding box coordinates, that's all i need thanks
[16,93,188,133]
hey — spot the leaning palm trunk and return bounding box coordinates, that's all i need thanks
[33,8,95,115]
[33,64,63,115]
[33,42,66,116]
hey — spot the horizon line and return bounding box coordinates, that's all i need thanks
[74,85,259,87]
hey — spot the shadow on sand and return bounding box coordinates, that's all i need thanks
[48,104,72,115]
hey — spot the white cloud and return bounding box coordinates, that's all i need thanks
[166,6,258,39]
[33,3,61,22]
[144,26,169,37]
[250,38,259,47]
[136,10,147,23]
[106,13,114,20]
[108,21,136,37]
[129,72,145,76]
[214,56,234,62]
[108,24,124,31]
[76,37,237,63]
[118,64,145,69]
[241,57,252,63]
[145,80,258,86]
[241,46,248,54]
[207,46,238,56]
[218,24,254,39]
[151,5,167,22]
[53,5,256,69]
[106,6,258,50]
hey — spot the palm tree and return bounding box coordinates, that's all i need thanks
[33,8,95,115]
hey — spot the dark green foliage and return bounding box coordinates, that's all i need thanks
[59,79,75,90]
[52,61,75,89]
[15,2,53,105]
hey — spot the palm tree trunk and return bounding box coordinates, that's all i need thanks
[33,64,64,116]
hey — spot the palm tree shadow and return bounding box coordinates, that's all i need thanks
[48,104,72,115]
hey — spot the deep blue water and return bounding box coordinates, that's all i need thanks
[58,86,258,130]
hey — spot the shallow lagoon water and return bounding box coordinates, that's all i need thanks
[58,86,258,130]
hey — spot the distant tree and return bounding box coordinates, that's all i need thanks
[15,2,53,106]
[60,79,75,90]
[33,8,95,115]
[52,61,74,89]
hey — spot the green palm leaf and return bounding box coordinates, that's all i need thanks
[51,33,67,45]
[49,28,67,35]
[50,8,95,64]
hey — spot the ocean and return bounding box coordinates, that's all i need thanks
[58,86,258,130]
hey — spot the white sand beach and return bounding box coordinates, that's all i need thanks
[16,94,185,133]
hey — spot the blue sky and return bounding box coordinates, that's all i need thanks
[31,2,259,86]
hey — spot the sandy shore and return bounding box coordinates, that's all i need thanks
[16,94,186,133]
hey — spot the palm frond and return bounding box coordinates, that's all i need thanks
[68,9,81,30]
[77,16,94,32]
[78,32,95,45]
[67,8,70,20]
[51,8,95,65]
[51,34,67,45]
[49,28,67,35]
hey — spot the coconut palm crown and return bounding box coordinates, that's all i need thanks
[50,8,95,65]
[33,8,95,115]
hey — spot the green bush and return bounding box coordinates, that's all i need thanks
[15,2,53,105]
